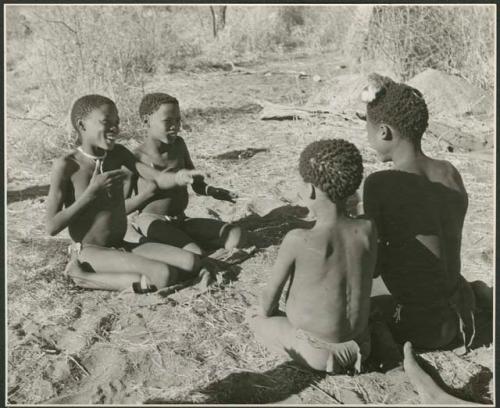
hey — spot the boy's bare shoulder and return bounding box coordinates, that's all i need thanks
[351,216,377,244]
[52,151,78,175]
[282,228,306,247]
[428,158,466,193]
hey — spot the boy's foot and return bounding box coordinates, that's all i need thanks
[196,268,215,291]
[403,342,470,405]
[63,258,84,278]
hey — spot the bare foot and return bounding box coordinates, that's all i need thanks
[403,342,473,405]
[196,268,215,291]
[63,258,82,278]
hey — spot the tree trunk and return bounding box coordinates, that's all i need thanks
[210,5,227,38]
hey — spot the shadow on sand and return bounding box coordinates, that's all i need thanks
[144,361,325,404]
[7,184,50,204]
[237,204,314,249]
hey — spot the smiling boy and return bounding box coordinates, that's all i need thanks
[46,94,209,292]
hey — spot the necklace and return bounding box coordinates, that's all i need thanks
[77,146,106,173]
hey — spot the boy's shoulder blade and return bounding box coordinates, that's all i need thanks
[283,228,305,244]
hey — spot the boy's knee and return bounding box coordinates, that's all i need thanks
[183,242,203,255]
[150,264,178,288]
[222,224,246,249]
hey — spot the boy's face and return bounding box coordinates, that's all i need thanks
[81,103,119,151]
[147,103,180,144]
[366,114,392,162]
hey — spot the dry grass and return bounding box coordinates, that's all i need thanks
[364,5,495,88]
[7,50,494,404]
[6,5,495,404]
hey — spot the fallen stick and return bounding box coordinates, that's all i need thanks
[255,99,356,121]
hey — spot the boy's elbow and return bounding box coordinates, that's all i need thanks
[46,220,59,236]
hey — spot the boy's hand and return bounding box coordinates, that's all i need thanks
[86,162,126,197]
[207,186,238,203]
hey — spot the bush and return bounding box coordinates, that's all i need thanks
[364,5,495,89]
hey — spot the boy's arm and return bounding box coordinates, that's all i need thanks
[123,176,157,215]
[118,144,204,190]
[182,139,238,202]
[362,175,383,278]
[260,230,298,316]
[46,158,124,236]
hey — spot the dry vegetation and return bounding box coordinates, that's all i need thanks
[6,5,495,405]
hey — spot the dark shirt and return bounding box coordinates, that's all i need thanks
[363,170,467,307]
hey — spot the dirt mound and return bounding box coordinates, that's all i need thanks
[305,71,398,114]
[407,69,493,117]
[305,73,367,114]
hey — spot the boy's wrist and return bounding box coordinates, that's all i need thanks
[205,185,214,196]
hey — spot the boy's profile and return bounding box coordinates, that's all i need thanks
[46,94,210,293]
[247,139,377,374]
[361,73,488,352]
[131,93,245,255]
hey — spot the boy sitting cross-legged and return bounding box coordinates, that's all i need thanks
[46,94,210,293]
[131,93,245,255]
[247,139,377,374]
[360,73,491,353]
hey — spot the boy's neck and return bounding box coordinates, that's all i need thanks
[146,136,168,152]
[312,200,347,228]
[391,138,425,170]
[80,141,106,158]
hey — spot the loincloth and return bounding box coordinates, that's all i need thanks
[391,275,476,353]
[295,327,371,374]
[133,211,187,235]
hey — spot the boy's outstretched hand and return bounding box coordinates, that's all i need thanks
[155,169,206,189]
[207,186,238,203]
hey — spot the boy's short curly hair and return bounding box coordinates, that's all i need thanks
[365,73,429,143]
[139,93,179,121]
[70,94,116,132]
[299,139,363,203]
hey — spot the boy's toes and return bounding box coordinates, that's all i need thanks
[197,269,215,291]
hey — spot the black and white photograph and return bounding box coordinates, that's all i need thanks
[4,3,495,405]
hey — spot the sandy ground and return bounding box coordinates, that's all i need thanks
[6,51,494,404]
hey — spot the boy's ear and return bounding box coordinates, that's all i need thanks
[77,119,85,132]
[143,115,149,126]
[380,124,392,141]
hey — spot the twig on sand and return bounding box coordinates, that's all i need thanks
[310,383,343,404]
[67,354,90,377]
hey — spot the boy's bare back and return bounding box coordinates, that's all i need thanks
[285,217,375,343]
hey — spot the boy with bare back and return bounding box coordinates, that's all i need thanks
[46,94,210,293]
[131,93,245,255]
[247,139,377,374]
[360,73,490,353]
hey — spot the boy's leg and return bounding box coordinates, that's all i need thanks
[403,342,471,404]
[73,245,178,290]
[65,258,141,291]
[135,213,202,254]
[131,242,201,276]
[470,280,493,312]
[182,218,246,250]
[369,295,403,370]
[246,314,330,372]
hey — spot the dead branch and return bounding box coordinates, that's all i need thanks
[7,115,57,128]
